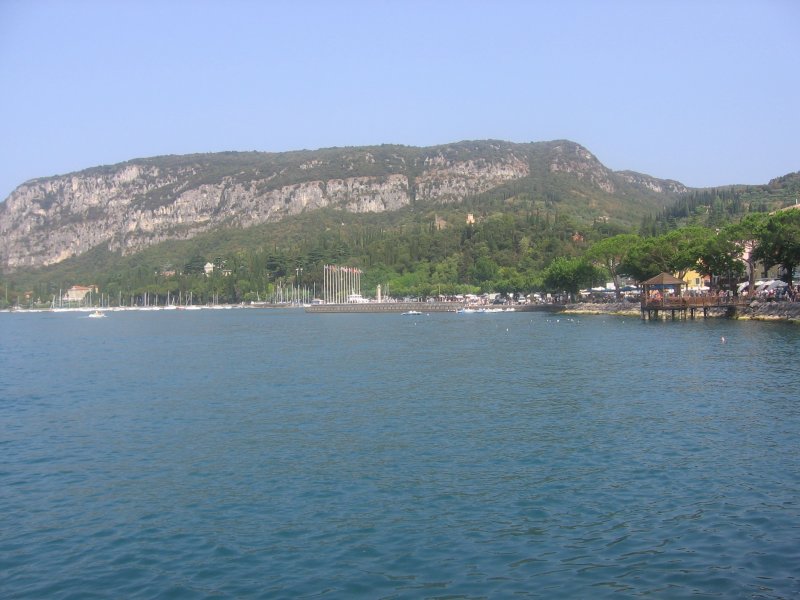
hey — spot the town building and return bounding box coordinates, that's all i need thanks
[63,285,97,304]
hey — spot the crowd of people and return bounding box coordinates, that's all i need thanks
[745,284,798,301]
[645,282,800,305]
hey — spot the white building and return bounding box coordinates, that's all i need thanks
[63,285,96,304]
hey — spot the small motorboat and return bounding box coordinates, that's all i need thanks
[88,310,106,318]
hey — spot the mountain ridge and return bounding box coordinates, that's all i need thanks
[1,139,689,273]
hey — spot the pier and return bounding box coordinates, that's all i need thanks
[638,271,751,320]
[640,295,750,320]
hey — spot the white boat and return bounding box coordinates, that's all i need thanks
[402,310,422,316]
[88,310,106,318]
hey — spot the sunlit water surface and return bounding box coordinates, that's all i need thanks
[1,309,799,598]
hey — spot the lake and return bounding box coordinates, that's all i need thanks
[1,309,799,598]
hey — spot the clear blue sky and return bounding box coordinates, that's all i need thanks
[1,0,798,201]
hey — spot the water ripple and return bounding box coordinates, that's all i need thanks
[1,311,799,598]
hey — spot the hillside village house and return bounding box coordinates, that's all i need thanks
[63,285,97,304]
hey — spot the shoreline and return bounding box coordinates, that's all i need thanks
[561,301,800,323]
[4,300,799,323]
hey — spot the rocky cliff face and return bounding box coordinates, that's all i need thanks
[0,140,677,272]
[546,142,619,194]
[616,171,687,194]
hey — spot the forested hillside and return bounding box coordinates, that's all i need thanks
[0,140,680,272]
[1,141,797,308]
[643,171,800,233]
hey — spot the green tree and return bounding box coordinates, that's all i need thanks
[473,255,499,284]
[491,266,525,295]
[431,255,460,295]
[362,263,399,297]
[542,257,597,302]
[183,254,207,275]
[586,233,640,300]
[622,227,711,283]
[695,231,746,291]
[621,237,665,282]
[754,208,800,287]
[723,213,767,291]
[662,226,714,279]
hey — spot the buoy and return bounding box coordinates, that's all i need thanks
[721,336,726,343]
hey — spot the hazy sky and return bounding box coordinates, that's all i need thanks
[1,0,798,200]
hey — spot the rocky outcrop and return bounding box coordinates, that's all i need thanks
[0,140,677,272]
[736,300,800,322]
[561,302,641,316]
[415,154,528,202]
[616,171,688,194]
[563,300,800,323]
[547,143,618,194]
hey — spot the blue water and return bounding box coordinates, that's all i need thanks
[1,309,799,599]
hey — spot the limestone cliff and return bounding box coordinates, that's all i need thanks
[0,140,680,272]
